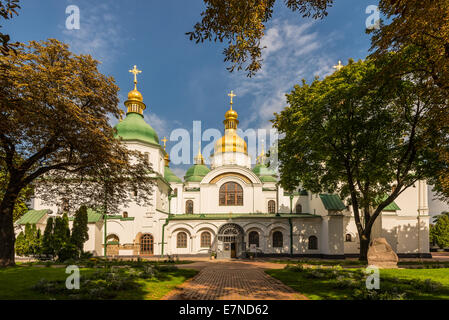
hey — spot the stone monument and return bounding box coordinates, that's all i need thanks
[367,238,398,268]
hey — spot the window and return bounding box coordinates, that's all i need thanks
[249,231,259,247]
[60,198,69,213]
[185,200,193,214]
[106,234,119,244]
[219,182,243,206]
[177,232,188,248]
[200,232,211,248]
[144,152,149,164]
[123,211,128,218]
[174,188,178,196]
[308,236,318,250]
[140,234,154,254]
[345,234,352,242]
[295,204,302,214]
[273,231,283,248]
[268,200,276,214]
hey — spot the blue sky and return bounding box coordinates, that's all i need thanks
[4,0,379,177]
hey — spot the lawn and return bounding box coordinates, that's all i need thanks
[266,266,449,300]
[0,265,197,300]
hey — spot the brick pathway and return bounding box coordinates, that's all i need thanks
[163,260,307,300]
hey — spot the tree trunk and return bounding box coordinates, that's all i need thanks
[0,192,19,267]
[359,237,370,262]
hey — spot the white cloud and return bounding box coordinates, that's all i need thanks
[230,20,337,130]
[170,167,187,179]
[145,113,170,138]
[61,2,122,67]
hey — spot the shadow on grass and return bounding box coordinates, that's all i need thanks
[0,265,198,300]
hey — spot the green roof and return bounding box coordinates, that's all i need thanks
[16,210,49,225]
[252,164,277,182]
[164,166,182,183]
[184,164,210,182]
[319,194,346,211]
[376,195,401,211]
[114,112,159,146]
[169,213,320,220]
[68,208,103,223]
[383,201,401,211]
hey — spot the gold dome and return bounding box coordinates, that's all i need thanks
[127,88,143,102]
[225,107,238,120]
[214,130,248,154]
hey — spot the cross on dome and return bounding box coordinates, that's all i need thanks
[333,61,344,72]
[162,136,168,150]
[129,65,142,88]
[228,90,236,106]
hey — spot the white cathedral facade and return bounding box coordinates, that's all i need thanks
[17,67,431,259]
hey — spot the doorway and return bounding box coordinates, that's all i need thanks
[231,243,236,258]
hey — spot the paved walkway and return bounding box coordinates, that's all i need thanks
[163,260,307,300]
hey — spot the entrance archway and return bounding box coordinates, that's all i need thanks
[217,223,244,259]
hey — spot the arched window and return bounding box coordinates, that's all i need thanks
[308,235,318,250]
[106,234,119,244]
[249,231,259,247]
[273,231,283,248]
[296,204,302,213]
[177,232,188,248]
[123,211,128,218]
[345,234,352,242]
[200,232,211,248]
[268,200,276,214]
[140,234,154,255]
[219,182,243,206]
[185,200,193,214]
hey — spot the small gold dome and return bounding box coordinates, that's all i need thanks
[214,131,247,154]
[128,88,143,102]
[225,108,238,120]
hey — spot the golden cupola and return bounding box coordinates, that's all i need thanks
[125,65,146,115]
[214,91,248,155]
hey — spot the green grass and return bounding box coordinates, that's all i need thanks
[0,265,197,300]
[269,259,367,266]
[266,267,449,300]
[268,258,449,268]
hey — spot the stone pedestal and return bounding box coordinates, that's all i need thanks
[367,238,398,268]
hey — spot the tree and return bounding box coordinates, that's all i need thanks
[188,0,332,76]
[0,39,154,266]
[14,223,40,256]
[0,0,20,55]
[52,213,70,258]
[369,1,449,200]
[41,216,54,257]
[70,205,89,254]
[430,212,449,249]
[273,56,444,260]
[1,155,33,222]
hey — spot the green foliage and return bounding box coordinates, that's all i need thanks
[41,217,54,256]
[431,212,449,249]
[273,55,444,258]
[14,223,41,257]
[70,205,89,254]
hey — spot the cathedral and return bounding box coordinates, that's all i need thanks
[17,66,431,259]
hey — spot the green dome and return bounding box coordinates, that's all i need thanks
[184,164,210,182]
[164,166,182,183]
[114,113,159,146]
[253,164,277,183]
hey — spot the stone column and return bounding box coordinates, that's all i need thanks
[321,215,344,258]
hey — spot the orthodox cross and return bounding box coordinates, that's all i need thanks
[228,90,236,105]
[161,136,168,150]
[118,109,124,122]
[333,61,343,72]
[129,65,142,87]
